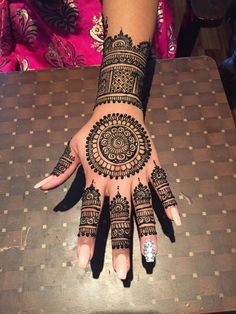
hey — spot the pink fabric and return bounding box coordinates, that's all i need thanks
[0,0,177,72]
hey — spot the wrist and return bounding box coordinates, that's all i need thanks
[92,102,144,122]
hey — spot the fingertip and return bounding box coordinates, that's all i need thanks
[165,206,173,221]
[114,254,128,280]
[33,183,41,189]
[77,236,96,269]
[77,244,90,269]
[175,218,182,226]
[170,206,182,226]
[33,176,54,189]
[142,238,157,263]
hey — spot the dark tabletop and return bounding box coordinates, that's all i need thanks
[0,56,235,314]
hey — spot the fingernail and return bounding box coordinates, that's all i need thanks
[115,254,127,280]
[78,244,90,268]
[34,176,53,189]
[143,239,157,263]
[172,206,182,226]
[34,182,43,189]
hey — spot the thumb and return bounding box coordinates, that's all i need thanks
[34,140,81,190]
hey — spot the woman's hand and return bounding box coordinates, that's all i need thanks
[34,104,181,279]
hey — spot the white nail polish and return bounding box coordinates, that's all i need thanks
[34,182,43,189]
[143,240,156,263]
[33,176,53,189]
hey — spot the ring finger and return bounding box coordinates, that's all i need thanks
[132,177,158,263]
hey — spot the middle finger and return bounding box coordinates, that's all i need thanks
[109,184,132,280]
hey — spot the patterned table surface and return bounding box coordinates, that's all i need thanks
[0,56,235,314]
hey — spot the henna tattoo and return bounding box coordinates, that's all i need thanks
[136,209,155,225]
[78,182,101,238]
[51,141,75,176]
[151,162,177,208]
[133,179,151,206]
[86,113,151,179]
[110,187,130,249]
[94,30,151,110]
[102,14,108,38]
[139,226,157,237]
[133,179,157,237]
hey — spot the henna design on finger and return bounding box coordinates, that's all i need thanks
[94,30,151,111]
[86,113,151,179]
[133,179,157,237]
[151,162,177,208]
[51,141,75,176]
[78,181,101,238]
[110,187,130,249]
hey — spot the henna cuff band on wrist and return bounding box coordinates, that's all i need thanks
[94,30,151,111]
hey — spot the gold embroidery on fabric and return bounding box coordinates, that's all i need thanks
[90,15,104,53]
[157,1,164,33]
[15,9,38,45]
[21,59,34,71]
[167,25,177,57]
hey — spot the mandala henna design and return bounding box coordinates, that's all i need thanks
[94,30,151,110]
[110,187,130,249]
[133,179,157,237]
[78,181,101,237]
[151,162,177,208]
[86,113,151,179]
[51,141,75,176]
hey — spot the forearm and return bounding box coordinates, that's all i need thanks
[103,0,158,43]
[93,0,158,120]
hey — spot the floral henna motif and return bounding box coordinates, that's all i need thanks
[94,30,151,110]
[151,162,177,208]
[78,182,101,237]
[133,180,157,237]
[110,187,130,249]
[51,141,75,176]
[86,113,151,179]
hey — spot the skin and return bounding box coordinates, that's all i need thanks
[34,0,182,280]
